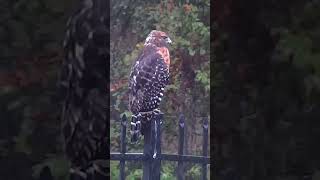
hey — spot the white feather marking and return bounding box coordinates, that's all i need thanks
[133,75,137,83]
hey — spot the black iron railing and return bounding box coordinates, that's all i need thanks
[110,113,210,180]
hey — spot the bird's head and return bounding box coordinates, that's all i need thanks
[144,30,172,47]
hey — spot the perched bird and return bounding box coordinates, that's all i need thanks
[128,30,172,142]
[59,0,108,179]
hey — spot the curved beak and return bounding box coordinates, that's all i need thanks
[165,37,172,44]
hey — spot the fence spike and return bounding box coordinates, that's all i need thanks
[179,113,185,128]
[143,117,152,180]
[202,117,209,180]
[152,113,162,179]
[121,114,126,124]
[110,113,211,180]
[119,114,127,180]
[203,116,208,130]
[178,113,185,180]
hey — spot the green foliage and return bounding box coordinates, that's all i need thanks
[161,162,176,180]
[273,2,320,103]
[110,161,120,179]
[0,0,73,179]
[185,165,201,179]
[195,69,210,92]
[127,168,143,179]
[213,0,320,179]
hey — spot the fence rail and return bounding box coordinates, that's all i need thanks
[110,113,210,180]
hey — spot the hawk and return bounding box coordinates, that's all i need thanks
[128,30,172,142]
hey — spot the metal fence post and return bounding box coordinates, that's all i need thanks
[202,117,208,180]
[152,113,162,180]
[120,114,127,180]
[149,114,156,179]
[110,113,211,179]
[177,114,185,180]
[142,113,162,180]
[142,119,152,180]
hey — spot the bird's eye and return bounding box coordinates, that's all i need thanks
[162,36,167,39]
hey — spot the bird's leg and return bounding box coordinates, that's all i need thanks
[130,114,141,143]
[152,108,163,124]
[153,108,161,114]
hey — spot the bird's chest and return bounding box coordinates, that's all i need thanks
[156,47,170,68]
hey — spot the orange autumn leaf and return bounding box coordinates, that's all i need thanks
[110,79,128,92]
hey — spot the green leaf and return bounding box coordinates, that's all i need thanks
[200,48,206,55]
[188,47,196,56]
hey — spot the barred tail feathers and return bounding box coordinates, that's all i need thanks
[130,110,161,142]
[130,114,141,142]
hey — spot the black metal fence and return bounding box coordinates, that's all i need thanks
[110,113,210,180]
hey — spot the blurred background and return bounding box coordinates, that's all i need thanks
[0,0,77,180]
[214,0,320,179]
[110,0,210,179]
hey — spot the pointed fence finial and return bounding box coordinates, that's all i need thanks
[120,114,127,180]
[179,113,185,128]
[178,113,185,180]
[202,116,209,180]
[203,116,208,130]
[121,114,127,125]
